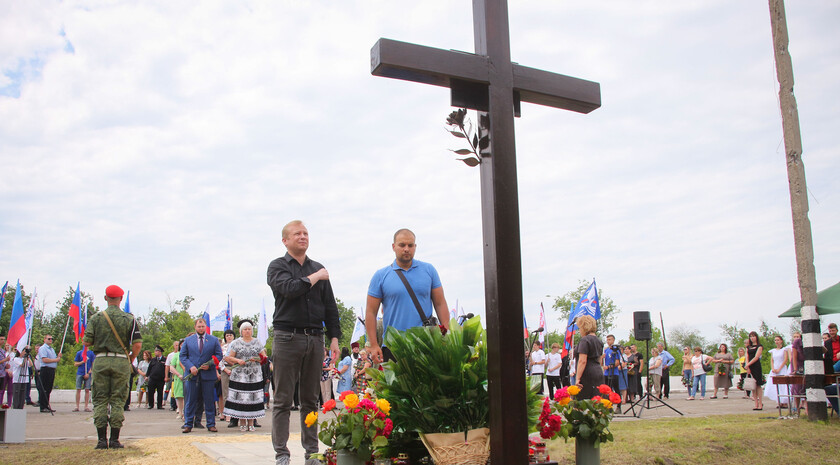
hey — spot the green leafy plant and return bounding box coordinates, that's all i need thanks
[368,317,543,456]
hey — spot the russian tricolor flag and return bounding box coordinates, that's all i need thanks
[7,281,26,348]
[69,282,85,342]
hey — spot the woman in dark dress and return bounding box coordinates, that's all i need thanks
[574,315,605,400]
[745,331,765,410]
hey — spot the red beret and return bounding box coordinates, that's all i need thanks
[105,285,124,298]
[351,342,360,349]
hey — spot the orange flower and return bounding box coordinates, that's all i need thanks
[600,399,612,409]
[343,393,360,409]
[304,411,318,427]
[339,390,354,401]
[322,398,337,413]
[567,385,581,396]
[375,398,391,415]
[558,396,570,406]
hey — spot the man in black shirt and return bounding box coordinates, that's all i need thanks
[268,220,341,465]
[145,346,166,409]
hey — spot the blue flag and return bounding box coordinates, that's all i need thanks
[574,279,600,321]
[124,290,131,313]
[225,296,232,331]
[0,281,8,322]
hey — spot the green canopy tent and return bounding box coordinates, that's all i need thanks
[779,280,840,318]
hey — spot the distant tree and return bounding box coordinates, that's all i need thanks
[549,279,620,336]
[719,319,784,374]
[336,299,358,351]
[669,324,711,353]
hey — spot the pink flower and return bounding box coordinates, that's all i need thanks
[554,387,569,402]
[358,398,377,410]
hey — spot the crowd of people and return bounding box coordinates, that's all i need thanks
[524,318,840,416]
[2,220,839,464]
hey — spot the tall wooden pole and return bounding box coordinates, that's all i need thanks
[768,0,826,421]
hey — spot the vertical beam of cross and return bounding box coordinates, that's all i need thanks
[371,1,600,463]
[472,1,529,464]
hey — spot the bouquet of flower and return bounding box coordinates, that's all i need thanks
[228,353,268,372]
[716,363,727,377]
[541,384,619,446]
[184,356,220,381]
[306,391,394,461]
[681,376,691,388]
[737,376,745,391]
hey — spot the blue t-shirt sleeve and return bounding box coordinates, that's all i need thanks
[75,351,82,362]
[429,264,442,289]
[368,268,386,299]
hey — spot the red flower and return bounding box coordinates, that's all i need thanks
[597,384,612,395]
[609,392,622,405]
[547,414,562,431]
[539,426,554,439]
[591,396,602,403]
[322,399,336,413]
[211,356,220,369]
[383,418,394,437]
[438,324,448,335]
[259,353,269,365]
[339,390,354,401]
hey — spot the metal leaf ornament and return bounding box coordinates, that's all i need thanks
[445,108,482,166]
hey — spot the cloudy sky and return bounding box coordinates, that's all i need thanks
[2,1,838,342]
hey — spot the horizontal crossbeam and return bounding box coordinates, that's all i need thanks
[371,38,600,114]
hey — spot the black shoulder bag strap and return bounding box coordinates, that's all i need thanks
[394,268,433,326]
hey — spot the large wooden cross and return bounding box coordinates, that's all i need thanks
[371,1,600,463]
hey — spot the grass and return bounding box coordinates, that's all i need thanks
[546,414,840,465]
[0,440,143,465]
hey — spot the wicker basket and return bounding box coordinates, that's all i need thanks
[419,428,490,465]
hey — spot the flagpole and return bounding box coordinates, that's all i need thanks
[25,289,37,348]
[58,312,72,356]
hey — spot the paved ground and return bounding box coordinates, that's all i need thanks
[13,386,787,464]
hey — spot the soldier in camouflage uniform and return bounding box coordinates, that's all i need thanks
[83,285,142,450]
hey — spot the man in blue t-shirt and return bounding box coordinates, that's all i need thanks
[74,348,96,412]
[366,229,450,363]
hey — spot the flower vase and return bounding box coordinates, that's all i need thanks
[335,449,365,465]
[575,436,600,465]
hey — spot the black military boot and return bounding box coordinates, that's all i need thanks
[95,427,108,449]
[109,428,124,449]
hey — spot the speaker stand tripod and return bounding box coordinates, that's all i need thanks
[624,340,683,418]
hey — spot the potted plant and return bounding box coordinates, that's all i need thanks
[368,317,542,464]
[541,384,620,465]
[306,392,394,465]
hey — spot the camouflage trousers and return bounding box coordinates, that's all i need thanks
[92,356,130,429]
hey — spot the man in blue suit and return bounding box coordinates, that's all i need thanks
[180,318,223,433]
